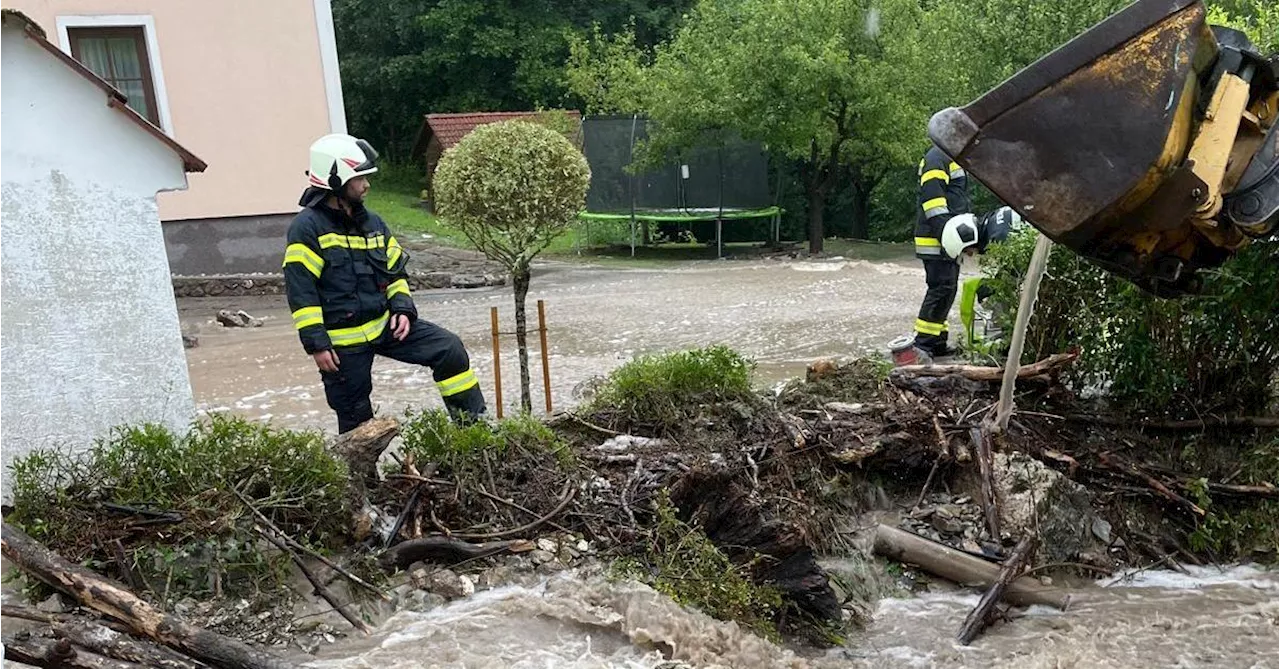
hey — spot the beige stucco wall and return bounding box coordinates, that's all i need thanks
[3,0,336,221]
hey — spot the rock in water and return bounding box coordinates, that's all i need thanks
[991,451,1110,565]
[216,309,263,328]
[426,569,470,600]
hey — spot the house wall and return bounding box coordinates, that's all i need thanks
[5,0,346,274]
[0,27,196,502]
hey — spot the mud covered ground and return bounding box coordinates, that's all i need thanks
[179,251,934,432]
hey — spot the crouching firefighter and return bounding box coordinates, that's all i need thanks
[912,143,971,357]
[283,133,487,432]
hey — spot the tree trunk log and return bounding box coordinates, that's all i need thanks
[1,523,294,669]
[957,534,1037,645]
[893,351,1078,381]
[872,525,1068,609]
[3,635,147,669]
[332,417,399,492]
[513,262,533,413]
[50,620,209,669]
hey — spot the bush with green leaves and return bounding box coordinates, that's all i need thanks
[587,345,757,420]
[979,230,1278,416]
[8,415,351,600]
[399,409,574,472]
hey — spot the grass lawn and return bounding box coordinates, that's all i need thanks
[365,185,914,266]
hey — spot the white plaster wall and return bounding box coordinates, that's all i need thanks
[0,27,196,502]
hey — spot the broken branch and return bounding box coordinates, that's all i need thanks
[957,534,1037,645]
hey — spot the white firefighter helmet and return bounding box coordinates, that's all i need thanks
[941,213,980,258]
[307,134,379,191]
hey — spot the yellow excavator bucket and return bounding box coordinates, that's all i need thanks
[930,0,1278,296]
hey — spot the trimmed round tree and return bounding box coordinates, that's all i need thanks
[434,120,591,412]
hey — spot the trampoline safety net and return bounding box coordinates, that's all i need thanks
[581,116,774,220]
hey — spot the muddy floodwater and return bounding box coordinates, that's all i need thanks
[181,256,929,432]
[300,566,1277,669]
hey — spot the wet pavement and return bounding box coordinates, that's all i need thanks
[181,254,936,432]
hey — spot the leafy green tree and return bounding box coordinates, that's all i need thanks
[433,121,591,411]
[569,0,932,253]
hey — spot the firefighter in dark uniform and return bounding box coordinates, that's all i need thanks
[284,134,486,433]
[912,144,971,357]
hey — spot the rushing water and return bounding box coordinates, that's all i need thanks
[305,565,1278,669]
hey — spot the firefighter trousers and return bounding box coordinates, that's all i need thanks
[913,257,960,355]
[320,318,486,433]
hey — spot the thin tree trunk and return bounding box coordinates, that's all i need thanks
[849,171,879,240]
[806,186,825,255]
[990,234,1053,433]
[512,261,533,413]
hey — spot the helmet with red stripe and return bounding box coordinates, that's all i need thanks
[307,134,379,191]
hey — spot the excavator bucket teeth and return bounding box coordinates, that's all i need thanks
[930,0,1276,296]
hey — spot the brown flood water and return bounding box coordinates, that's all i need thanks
[181,256,927,432]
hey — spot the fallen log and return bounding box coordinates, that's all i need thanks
[957,534,1037,645]
[4,634,147,669]
[893,351,1078,382]
[872,525,1069,609]
[378,536,533,570]
[51,620,208,669]
[1,523,294,669]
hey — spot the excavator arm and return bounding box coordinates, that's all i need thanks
[929,0,1277,297]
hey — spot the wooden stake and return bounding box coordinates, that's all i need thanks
[490,306,503,419]
[537,299,552,414]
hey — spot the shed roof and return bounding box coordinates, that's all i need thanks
[2,10,207,173]
[411,110,582,160]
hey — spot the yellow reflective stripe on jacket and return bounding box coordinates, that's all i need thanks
[318,233,386,250]
[328,311,389,347]
[915,236,943,256]
[948,162,965,178]
[920,169,950,185]
[283,244,324,277]
[387,236,403,267]
[292,306,323,330]
[922,197,949,217]
[437,368,479,397]
[915,318,947,336]
[914,237,941,247]
[386,278,410,299]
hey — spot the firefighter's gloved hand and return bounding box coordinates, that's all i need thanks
[390,313,412,341]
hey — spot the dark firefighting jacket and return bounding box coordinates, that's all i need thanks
[914,145,971,259]
[283,199,415,353]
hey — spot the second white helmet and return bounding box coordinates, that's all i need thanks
[307,134,379,191]
[941,213,980,258]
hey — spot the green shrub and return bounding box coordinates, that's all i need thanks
[980,230,1278,416]
[8,415,351,600]
[587,345,757,418]
[400,409,574,471]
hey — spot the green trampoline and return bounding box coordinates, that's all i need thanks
[578,116,781,257]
